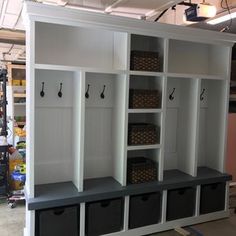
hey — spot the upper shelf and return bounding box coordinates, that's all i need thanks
[34,22,230,79]
[168,39,230,78]
[35,22,128,71]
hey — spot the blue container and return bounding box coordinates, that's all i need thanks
[11,171,26,190]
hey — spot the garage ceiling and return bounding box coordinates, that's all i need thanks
[0,0,236,63]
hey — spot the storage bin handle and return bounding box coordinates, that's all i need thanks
[178,189,186,195]
[141,194,150,201]
[53,208,65,215]
[100,200,110,208]
[211,183,219,190]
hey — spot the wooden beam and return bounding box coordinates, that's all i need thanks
[0,29,25,45]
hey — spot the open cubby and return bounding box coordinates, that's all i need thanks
[129,75,163,109]
[34,69,81,186]
[128,113,161,146]
[197,79,227,174]
[164,77,198,176]
[35,22,128,70]
[127,149,160,183]
[168,39,230,77]
[84,72,126,185]
[130,34,164,72]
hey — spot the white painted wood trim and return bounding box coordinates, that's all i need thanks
[221,47,232,173]
[127,144,161,151]
[26,19,35,198]
[128,109,163,113]
[161,190,167,224]
[159,76,167,181]
[80,203,85,236]
[23,2,236,47]
[195,185,201,217]
[192,79,201,177]
[124,196,130,231]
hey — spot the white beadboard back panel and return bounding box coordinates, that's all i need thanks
[84,108,113,179]
[34,107,73,184]
[198,80,227,172]
[165,78,198,175]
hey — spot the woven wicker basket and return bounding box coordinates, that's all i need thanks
[127,157,157,184]
[128,123,158,146]
[129,89,160,109]
[130,50,161,72]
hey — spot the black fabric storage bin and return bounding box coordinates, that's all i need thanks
[86,198,124,236]
[129,192,161,229]
[200,182,226,214]
[36,205,79,236]
[167,187,196,221]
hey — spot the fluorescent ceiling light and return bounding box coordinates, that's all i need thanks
[207,11,236,25]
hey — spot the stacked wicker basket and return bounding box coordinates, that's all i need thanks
[128,50,161,184]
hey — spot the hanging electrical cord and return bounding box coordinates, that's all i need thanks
[154,1,194,22]
[220,0,232,32]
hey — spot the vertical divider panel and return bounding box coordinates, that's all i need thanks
[195,185,201,216]
[163,39,169,73]
[221,79,231,173]
[161,190,167,223]
[123,33,131,186]
[192,79,201,177]
[25,205,35,236]
[80,203,86,236]
[113,32,128,70]
[113,74,128,186]
[26,20,35,198]
[124,196,130,231]
[159,38,169,181]
[73,71,85,192]
[177,78,199,176]
[225,182,230,212]
[159,76,167,181]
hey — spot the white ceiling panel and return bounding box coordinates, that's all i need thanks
[0,0,4,11]
[2,13,18,28]
[105,0,181,15]
[6,0,22,14]
[14,16,24,30]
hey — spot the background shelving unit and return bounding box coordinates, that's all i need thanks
[0,69,9,197]
[7,64,26,146]
[23,2,235,236]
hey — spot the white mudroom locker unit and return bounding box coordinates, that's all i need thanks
[23,1,236,236]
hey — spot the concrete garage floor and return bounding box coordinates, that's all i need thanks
[0,194,236,236]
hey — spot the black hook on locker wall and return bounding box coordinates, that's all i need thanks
[85,84,90,99]
[58,83,63,98]
[200,88,205,101]
[100,85,106,99]
[40,82,45,97]
[169,88,175,101]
